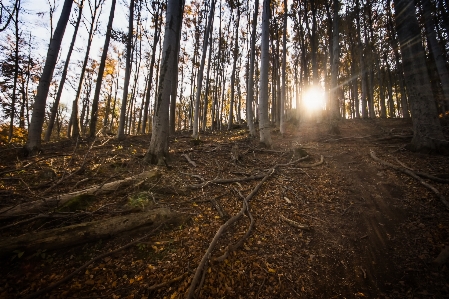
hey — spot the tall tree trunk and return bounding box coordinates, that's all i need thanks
[89,0,116,138]
[201,26,214,132]
[192,0,216,139]
[25,0,73,153]
[356,0,368,118]
[259,0,272,147]
[142,3,162,134]
[246,0,259,136]
[68,0,104,139]
[394,0,447,152]
[45,0,84,141]
[144,0,184,165]
[280,0,287,134]
[330,0,340,120]
[8,0,20,142]
[117,0,134,140]
[228,5,240,131]
[421,0,449,110]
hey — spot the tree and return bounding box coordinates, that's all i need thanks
[68,0,105,138]
[89,0,117,138]
[25,0,74,153]
[330,0,340,119]
[246,0,258,137]
[227,1,241,131]
[144,0,184,165]
[280,0,287,134]
[393,0,447,152]
[258,0,272,148]
[192,0,216,139]
[117,0,134,140]
[45,0,84,142]
[141,1,163,134]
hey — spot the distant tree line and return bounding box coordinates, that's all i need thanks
[0,0,447,156]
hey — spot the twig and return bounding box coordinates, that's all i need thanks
[370,150,449,209]
[298,155,324,168]
[23,223,165,299]
[148,273,188,291]
[181,153,197,167]
[280,215,310,230]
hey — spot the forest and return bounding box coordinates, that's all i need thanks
[1,0,449,298]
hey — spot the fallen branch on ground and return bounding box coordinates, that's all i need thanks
[181,153,197,167]
[0,208,181,257]
[280,214,310,230]
[395,158,449,183]
[0,170,160,218]
[370,150,449,209]
[23,223,165,299]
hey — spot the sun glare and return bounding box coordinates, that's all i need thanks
[302,87,325,111]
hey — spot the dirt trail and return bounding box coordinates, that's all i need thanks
[283,119,448,298]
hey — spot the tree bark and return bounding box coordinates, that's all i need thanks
[25,0,73,153]
[258,0,272,148]
[45,0,84,142]
[246,0,259,136]
[89,0,116,138]
[228,5,240,131]
[394,0,447,152]
[0,208,180,257]
[192,0,216,139]
[144,0,184,165]
[117,0,134,140]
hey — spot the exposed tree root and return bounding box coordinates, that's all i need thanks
[370,150,449,209]
[181,153,197,167]
[23,223,165,299]
[186,155,321,298]
[298,155,324,168]
[148,272,188,291]
[0,170,161,218]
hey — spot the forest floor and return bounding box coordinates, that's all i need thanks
[1,118,449,299]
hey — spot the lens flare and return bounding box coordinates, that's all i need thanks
[302,87,325,111]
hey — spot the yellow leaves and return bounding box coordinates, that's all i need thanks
[112,281,117,287]
[268,268,276,273]
[129,278,135,284]
[148,264,156,271]
[170,292,178,299]
[151,245,164,253]
[192,202,198,207]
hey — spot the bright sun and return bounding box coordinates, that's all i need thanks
[302,87,325,111]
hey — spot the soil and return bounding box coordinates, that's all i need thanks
[1,118,449,299]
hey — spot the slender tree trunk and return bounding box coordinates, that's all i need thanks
[192,0,216,138]
[421,0,449,109]
[246,0,258,136]
[330,0,340,119]
[394,0,447,152]
[228,5,240,131]
[201,26,214,132]
[89,0,116,137]
[144,0,184,164]
[8,0,20,142]
[142,4,161,134]
[117,0,134,140]
[259,0,272,147]
[280,0,287,134]
[25,0,73,153]
[45,0,84,141]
